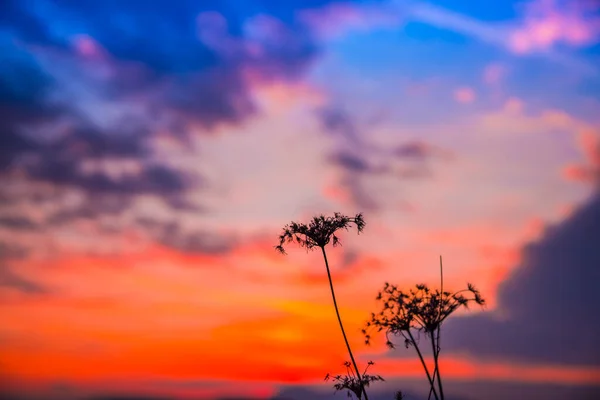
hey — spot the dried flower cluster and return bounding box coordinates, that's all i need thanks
[363,272,486,400]
[364,282,485,348]
[325,361,384,399]
[276,214,487,400]
[275,212,365,254]
[276,212,370,400]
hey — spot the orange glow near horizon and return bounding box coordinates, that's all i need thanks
[2,242,599,396]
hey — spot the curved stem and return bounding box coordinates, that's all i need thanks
[320,246,369,400]
[407,330,439,400]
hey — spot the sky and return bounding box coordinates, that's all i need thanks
[1,0,600,399]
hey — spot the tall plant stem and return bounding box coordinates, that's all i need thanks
[430,334,444,400]
[429,256,444,400]
[320,246,369,400]
[407,330,439,400]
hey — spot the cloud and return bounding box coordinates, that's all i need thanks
[0,242,29,260]
[317,107,453,211]
[0,216,38,231]
[298,1,401,40]
[453,87,476,104]
[562,129,600,184]
[0,0,360,178]
[135,218,238,255]
[317,106,362,143]
[406,1,506,46]
[444,189,600,366]
[482,63,507,86]
[508,0,600,54]
[399,0,599,75]
[275,379,600,400]
[0,266,47,294]
[86,397,172,400]
[0,0,384,260]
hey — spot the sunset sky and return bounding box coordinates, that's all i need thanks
[1,0,600,399]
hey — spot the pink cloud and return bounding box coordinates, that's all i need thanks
[251,80,327,114]
[503,97,525,114]
[454,86,476,104]
[482,63,506,85]
[196,11,238,55]
[71,35,107,60]
[562,129,600,183]
[299,2,400,39]
[509,0,600,53]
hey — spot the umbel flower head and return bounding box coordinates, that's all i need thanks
[363,282,486,348]
[325,361,384,399]
[275,212,365,254]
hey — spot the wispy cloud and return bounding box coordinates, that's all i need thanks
[393,0,600,75]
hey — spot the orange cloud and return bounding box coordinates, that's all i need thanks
[562,129,600,183]
[479,97,593,135]
[252,81,327,115]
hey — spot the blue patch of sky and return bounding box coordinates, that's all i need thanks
[502,51,600,120]
[308,24,506,124]
[426,0,521,21]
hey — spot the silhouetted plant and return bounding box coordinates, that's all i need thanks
[363,256,485,400]
[276,213,370,400]
[325,361,384,399]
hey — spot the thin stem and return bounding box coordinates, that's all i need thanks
[429,256,444,400]
[437,256,445,400]
[430,333,444,400]
[321,246,369,400]
[407,330,439,400]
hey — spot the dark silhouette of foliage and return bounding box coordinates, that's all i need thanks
[275,212,365,254]
[363,257,485,400]
[325,361,384,399]
[276,212,371,400]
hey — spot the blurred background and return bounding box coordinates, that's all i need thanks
[1,0,599,399]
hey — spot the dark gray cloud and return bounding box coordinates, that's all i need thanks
[86,397,173,400]
[3,378,597,400]
[0,216,38,231]
[45,196,134,226]
[136,218,237,255]
[0,242,29,260]
[0,0,382,237]
[274,383,463,400]
[330,151,390,175]
[29,161,190,197]
[274,379,600,400]
[0,266,46,294]
[318,107,452,211]
[444,190,600,366]
[394,141,452,162]
[317,106,361,143]
[0,239,43,294]
[442,380,600,400]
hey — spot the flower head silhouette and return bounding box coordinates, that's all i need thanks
[363,257,485,400]
[325,360,383,399]
[276,212,370,400]
[275,212,365,254]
